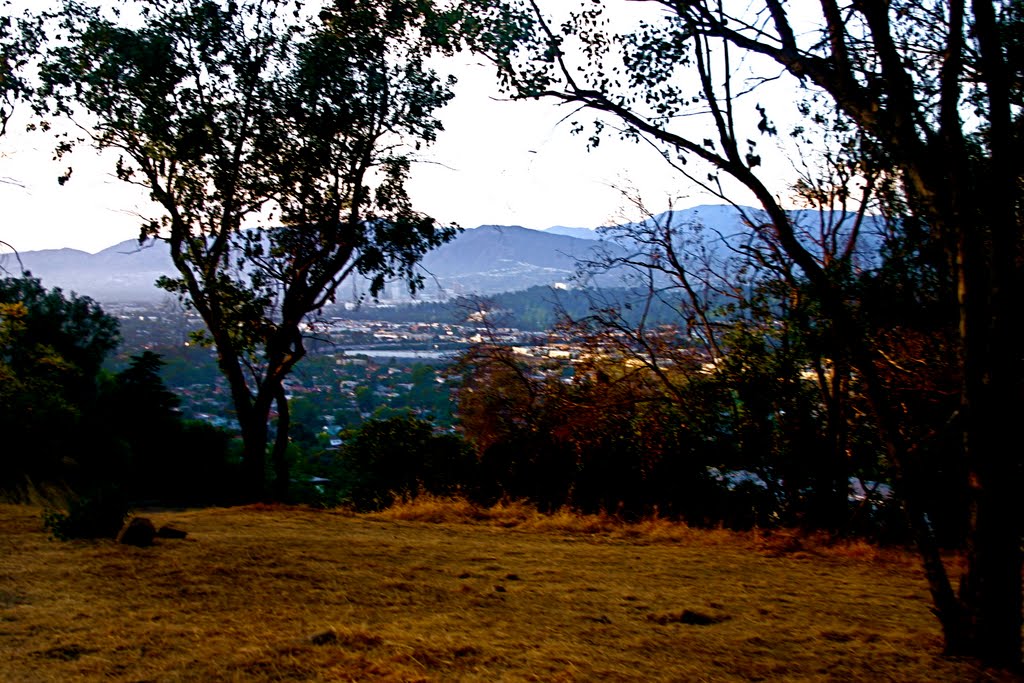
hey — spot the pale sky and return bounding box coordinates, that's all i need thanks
[0,61,698,254]
[0,2,790,255]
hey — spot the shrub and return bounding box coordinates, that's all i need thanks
[42,487,129,540]
[337,415,476,511]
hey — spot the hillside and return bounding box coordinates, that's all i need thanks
[0,502,1009,682]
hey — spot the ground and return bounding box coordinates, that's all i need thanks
[0,501,1016,681]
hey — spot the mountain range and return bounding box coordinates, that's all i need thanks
[3,205,879,304]
[5,224,618,304]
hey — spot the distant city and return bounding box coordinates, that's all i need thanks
[109,299,578,436]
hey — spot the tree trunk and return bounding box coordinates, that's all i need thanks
[955,205,1023,667]
[215,346,268,502]
[948,0,1021,665]
[959,463,1023,667]
[271,385,291,502]
[822,364,851,533]
[837,307,970,654]
[237,411,268,501]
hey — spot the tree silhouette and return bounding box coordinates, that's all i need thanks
[38,0,458,499]
[0,0,39,140]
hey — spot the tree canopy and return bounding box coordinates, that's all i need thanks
[0,0,40,139]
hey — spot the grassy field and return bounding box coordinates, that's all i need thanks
[0,500,1017,682]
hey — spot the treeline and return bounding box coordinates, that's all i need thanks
[423,218,965,543]
[0,269,943,542]
[1,265,959,545]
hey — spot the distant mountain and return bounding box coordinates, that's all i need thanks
[545,226,599,240]
[15,239,175,304]
[8,205,881,304]
[413,224,625,297]
[10,225,624,304]
[609,204,883,269]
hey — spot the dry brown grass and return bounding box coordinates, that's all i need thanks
[0,500,1014,682]
[372,497,731,545]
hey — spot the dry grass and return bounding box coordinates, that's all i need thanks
[0,500,1014,682]
[372,497,731,545]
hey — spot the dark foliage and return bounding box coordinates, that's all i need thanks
[335,414,475,511]
[41,486,129,540]
[0,276,235,514]
[101,352,240,505]
[0,276,120,495]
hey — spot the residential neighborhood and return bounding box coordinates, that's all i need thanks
[107,302,587,439]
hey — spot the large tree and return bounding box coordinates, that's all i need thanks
[38,0,458,499]
[461,0,1023,667]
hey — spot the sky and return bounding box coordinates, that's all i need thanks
[0,61,695,254]
[0,2,788,255]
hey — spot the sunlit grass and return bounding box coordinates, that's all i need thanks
[0,501,1010,681]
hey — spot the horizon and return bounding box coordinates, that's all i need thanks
[4,202,752,256]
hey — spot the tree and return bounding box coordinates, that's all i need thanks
[568,193,880,531]
[0,275,120,494]
[0,277,232,508]
[38,0,458,499]
[337,413,474,511]
[1,0,42,260]
[461,0,1023,666]
[454,304,748,522]
[0,275,119,389]
[1,1,43,263]
[107,350,181,419]
[101,351,237,504]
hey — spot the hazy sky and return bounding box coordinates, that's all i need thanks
[0,2,788,255]
[1,63,694,254]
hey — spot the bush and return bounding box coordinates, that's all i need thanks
[337,415,476,511]
[42,487,129,540]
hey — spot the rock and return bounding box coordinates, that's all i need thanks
[116,517,156,547]
[647,609,728,626]
[308,629,338,645]
[156,525,187,540]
